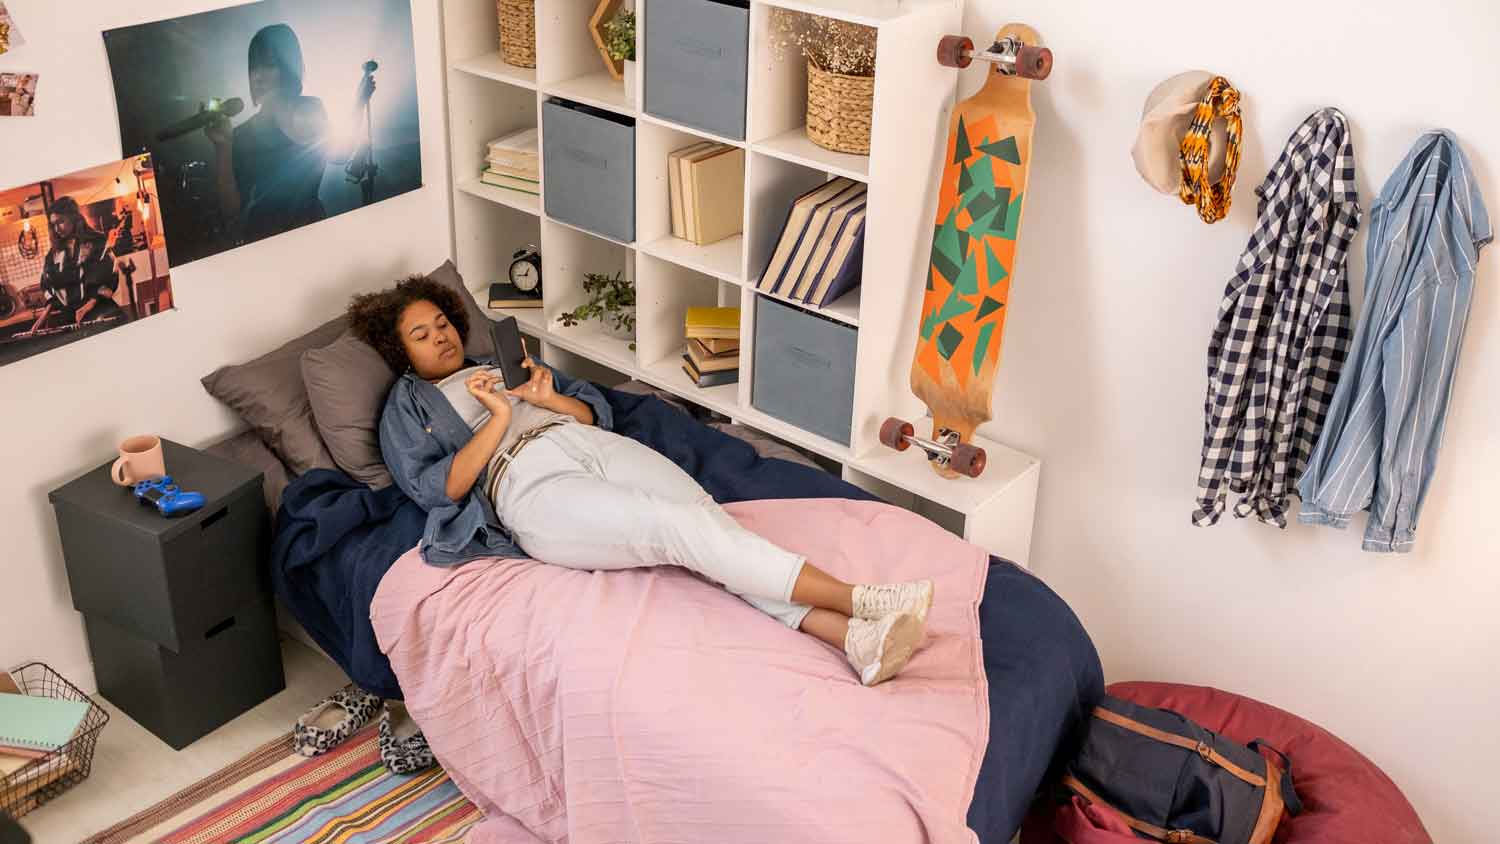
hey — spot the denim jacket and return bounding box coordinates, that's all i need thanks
[378,358,615,566]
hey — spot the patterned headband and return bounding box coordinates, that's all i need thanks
[1178,76,1243,224]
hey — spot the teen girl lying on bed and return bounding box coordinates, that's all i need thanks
[349,276,935,686]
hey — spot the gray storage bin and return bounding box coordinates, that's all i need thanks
[645,0,749,140]
[543,98,636,242]
[752,296,858,445]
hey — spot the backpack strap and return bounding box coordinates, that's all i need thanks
[1246,756,1287,844]
[1062,774,1219,844]
[1092,707,1267,787]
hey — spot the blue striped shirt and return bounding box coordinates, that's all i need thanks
[1298,130,1491,552]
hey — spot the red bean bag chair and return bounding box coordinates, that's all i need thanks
[1022,682,1431,844]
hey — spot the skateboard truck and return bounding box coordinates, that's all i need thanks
[937,35,1053,80]
[880,417,989,478]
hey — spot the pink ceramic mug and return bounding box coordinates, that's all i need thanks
[111,435,166,486]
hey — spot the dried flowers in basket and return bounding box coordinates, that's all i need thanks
[770,10,877,155]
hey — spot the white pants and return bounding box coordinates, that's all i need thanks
[493,423,812,629]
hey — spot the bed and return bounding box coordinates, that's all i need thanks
[263,385,1103,843]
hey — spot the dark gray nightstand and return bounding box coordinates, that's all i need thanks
[48,439,285,750]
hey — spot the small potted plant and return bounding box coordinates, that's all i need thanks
[559,270,636,348]
[604,9,637,102]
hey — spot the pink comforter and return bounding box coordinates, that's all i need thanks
[371,498,991,843]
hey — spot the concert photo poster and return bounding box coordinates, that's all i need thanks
[102,0,423,268]
[0,155,176,368]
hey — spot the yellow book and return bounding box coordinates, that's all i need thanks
[684,306,741,340]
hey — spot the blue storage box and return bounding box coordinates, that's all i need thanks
[752,295,858,445]
[644,0,749,140]
[542,98,636,242]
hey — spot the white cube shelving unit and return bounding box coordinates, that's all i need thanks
[438,0,1041,566]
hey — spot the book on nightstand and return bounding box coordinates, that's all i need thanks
[488,282,542,309]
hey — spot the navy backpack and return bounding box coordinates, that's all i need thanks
[1061,696,1302,844]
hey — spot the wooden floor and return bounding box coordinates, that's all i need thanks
[17,638,349,844]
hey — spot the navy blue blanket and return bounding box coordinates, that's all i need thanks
[271,387,1101,842]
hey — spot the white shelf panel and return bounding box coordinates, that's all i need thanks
[753,284,860,327]
[640,235,745,285]
[451,53,538,89]
[754,0,941,27]
[545,320,639,375]
[639,112,746,148]
[457,178,541,216]
[752,127,871,182]
[852,431,1039,515]
[484,305,548,336]
[732,404,854,464]
[544,71,635,117]
[545,215,635,248]
[638,356,742,417]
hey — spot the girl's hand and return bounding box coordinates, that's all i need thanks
[466,370,512,419]
[507,357,557,406]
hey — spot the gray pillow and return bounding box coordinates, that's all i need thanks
[201,316,348,475]
[300,260,496,488]
[302,332,397,488]
[203,430,293,516]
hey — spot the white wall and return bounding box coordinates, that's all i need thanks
[962,1,1496,840]
[0,1,449,692]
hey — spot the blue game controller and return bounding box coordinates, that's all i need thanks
[132,476,206,517]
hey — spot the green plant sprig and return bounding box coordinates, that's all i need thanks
[558,270,636,349]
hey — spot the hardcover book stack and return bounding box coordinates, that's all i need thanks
[682,306,740,387]
[756,177,867,308]
[668,142,745,246]
[482,128,540,196]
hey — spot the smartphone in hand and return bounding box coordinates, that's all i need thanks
[490,316,530,390]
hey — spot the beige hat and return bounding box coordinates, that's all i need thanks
[1132,70,1214,194]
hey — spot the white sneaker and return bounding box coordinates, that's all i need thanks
[844,612,924,686]
[852,580,934,623]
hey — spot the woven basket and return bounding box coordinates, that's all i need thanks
[805,61,874,156]
[497,0,537,69]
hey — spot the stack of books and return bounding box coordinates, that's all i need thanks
[481,128,540,196]
[682,306,740,388]
[0,671,88,809]
[756,177,867,309]
[669,142,745,246]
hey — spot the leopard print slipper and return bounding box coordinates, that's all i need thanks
[293,687,383,757]
[378,705,436,774]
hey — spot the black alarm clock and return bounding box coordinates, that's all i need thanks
[509,246,542,294]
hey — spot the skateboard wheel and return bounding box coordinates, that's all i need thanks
[951,443,987,478]
[880,417,914,451]
[1016,45,1053,80]
[937,35,973,69]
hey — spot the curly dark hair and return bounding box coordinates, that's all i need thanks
[347,275,470,372]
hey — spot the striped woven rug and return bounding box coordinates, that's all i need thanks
[82,724,480,844]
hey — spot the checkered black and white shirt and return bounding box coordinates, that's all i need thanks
[1192,108,1361,528]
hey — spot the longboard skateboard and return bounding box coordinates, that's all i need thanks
[881,24,1051,478]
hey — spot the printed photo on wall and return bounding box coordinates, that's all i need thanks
[0,73,38,117]
[102,0,422,267]
[0,155,176,368]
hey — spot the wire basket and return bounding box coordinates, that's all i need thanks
[497,0,537,69]
[0,663,109,820]
[805,60,874,156]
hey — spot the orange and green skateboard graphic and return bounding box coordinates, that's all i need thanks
[916,111,1025,396]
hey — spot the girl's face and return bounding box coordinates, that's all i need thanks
[249,62,283,107]
[397,299,465,380]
